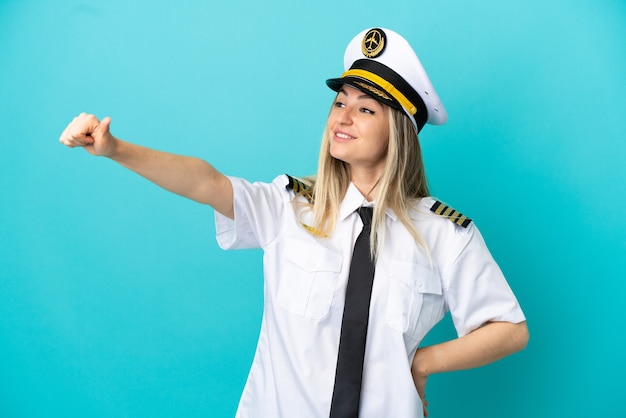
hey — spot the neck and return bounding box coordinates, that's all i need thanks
[350,167,383,202]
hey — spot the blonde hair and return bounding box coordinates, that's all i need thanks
[295,104,430,257]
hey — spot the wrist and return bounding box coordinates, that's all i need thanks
[104,136,122,160]
[413,345,441,377]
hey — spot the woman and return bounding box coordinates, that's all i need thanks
[60,28,528,418]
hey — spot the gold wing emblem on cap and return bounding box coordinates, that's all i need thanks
[361,28,386,58]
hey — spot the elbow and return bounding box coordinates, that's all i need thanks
[512,321,530,352]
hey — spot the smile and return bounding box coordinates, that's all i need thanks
[334,131,355,140]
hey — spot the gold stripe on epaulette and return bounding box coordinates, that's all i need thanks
[286,174,313,203]
[430,200,472,228]
[286,174,305,193]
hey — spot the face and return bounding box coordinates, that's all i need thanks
[327,85,390,174]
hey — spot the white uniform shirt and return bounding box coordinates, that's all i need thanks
[215,175,525,418]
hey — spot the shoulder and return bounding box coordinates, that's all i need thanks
[285,174,314,202]
[285,174,310,193]
[227,175,299,205]
[412,198,489,268]
[418,196,473,229]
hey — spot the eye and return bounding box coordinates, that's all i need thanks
[334,100,346,108]
[360,107,375,114]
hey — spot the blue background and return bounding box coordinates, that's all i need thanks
[1,0,625,417]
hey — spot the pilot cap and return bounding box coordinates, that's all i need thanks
[326,28,447,133]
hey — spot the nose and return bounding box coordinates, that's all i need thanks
[337,105,354,125]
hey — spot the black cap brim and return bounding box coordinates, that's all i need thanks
[325,76,403,113]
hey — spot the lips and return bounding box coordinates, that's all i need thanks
[333,130,356,141]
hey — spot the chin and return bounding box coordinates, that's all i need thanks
[329,145,349,164]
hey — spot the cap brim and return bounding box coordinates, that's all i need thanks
[325,77,344,92]
[325,77,403,112]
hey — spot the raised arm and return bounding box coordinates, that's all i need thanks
[59,113,234,219]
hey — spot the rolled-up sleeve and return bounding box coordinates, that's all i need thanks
[442,224,526,337]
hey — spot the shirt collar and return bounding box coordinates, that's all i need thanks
[339,183,398,221]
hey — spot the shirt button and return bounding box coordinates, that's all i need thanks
[417,280,424,288]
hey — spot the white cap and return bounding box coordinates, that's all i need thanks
[327,28,447,133]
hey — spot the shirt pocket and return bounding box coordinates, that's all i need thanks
[385,260,446,342]
[276,244,343,320]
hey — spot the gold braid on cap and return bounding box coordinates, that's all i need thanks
[353,81,393,101]
[342,68,418,115]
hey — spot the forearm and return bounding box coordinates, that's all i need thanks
[413,321,529,377]
[109,138,234,217]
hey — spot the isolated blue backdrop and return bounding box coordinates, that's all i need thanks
[1,0,625,417]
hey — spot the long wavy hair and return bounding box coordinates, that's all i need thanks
[296,103,430,257]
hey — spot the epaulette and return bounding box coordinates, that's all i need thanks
[430,199,472,228]
[285,174,313,202]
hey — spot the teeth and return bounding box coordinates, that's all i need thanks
[336,132,353,139]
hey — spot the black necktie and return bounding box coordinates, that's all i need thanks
[330,206,376,418]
